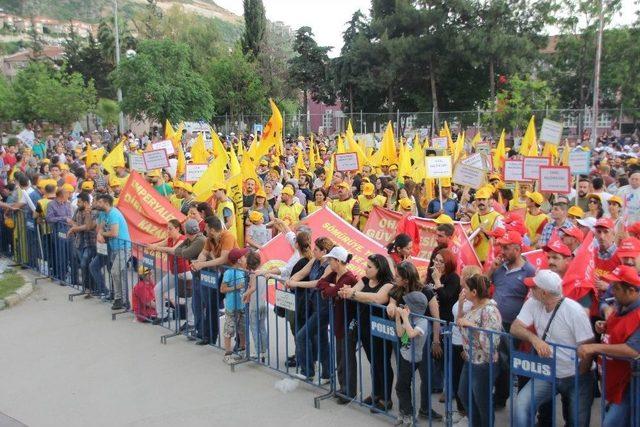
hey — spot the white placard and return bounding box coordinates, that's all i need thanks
[334,152,359,172]
[568,150,591,175]
[476,142,491,155]
[453,163,485,189]
[523,157,551,180]
[275,289,296,311]
[504,160,524,181]
[539,166,571,194]
[425,156,452,178]
[152,139,175,156]
[539,119,563,146]
[96,242,108,255]
[461,153,490,171]
[128,153,147,173]
[431,136,448,150]
[143,149,170,170]
[185,163,208,183]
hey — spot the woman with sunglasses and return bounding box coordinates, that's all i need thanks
[585,194,604,219]
[338,254,395,412]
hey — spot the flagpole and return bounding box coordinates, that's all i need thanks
[438,179,443,214]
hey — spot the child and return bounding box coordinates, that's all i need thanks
[242,250,267,360]
[132,266,156,323]
[395,291,429,426]
[245,210,271,249]
[221,248,249,364]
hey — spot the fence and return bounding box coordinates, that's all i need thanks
[2,207,640,426]
[210,108,640,140]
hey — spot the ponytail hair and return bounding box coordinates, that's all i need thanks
[466,274,492,299]
[387,233,412,254]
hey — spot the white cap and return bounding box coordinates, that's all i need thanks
[525,269,562,294]
[577,217,597,230]
[322,246,350,263]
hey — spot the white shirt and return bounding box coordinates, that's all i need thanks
[516,297,594,378]
[278,231,301,279]
[617,185,640,225]
[451,300,473,345]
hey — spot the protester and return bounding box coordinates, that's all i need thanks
[131,266,157,323]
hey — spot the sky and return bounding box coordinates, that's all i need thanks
[215,0,638,57]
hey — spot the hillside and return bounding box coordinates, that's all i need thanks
[0,0,242,24]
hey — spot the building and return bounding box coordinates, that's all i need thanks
[1,46,65,79]
[307,96,344,135]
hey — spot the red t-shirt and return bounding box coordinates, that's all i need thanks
[132,279,157,321]
[168,235,189,273]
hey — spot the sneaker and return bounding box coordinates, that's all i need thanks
[319,376,330,385]
[111,299,124,310]
[285,356,297,368]
[395,415,413,426]
[232,352,244,361]
[259,352,267,363]
[454,415,468,425]
[292,372,312,381]
[452,412,466,423]
[223,353,235,364]
[195,339,209,346]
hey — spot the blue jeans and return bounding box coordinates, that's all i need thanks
[90,253,110,296]
[603,385,631,427]
[295,294,330,378]
[76,246,96,293]
[458,362,499,427]
[513,370,595,427]
[419,331,443,412]
[192,273,219,343]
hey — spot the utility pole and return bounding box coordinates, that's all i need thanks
[114,0,125,134]
[591,0,605,149]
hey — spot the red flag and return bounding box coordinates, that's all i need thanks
[562,232,597,303]
[397,214,421,256]
[523,249,549,272]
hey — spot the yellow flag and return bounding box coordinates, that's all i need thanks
[398,141,412,179]
[345,120,367,168]
[453,131,465,162]
[520,116,536,155]
[211,131,229,164]
[336,135,347,154]
[176,143,186,178]
[164,120,175,140]
[190,133,208,164]
[240,152,261,192]
[247,133,259,161]
[443,121,455,156]
[560,141,571,166]
[255,99,283,160]
[227,147,244,246]
[410,134,426,182]
[193,154,226,202]
[380,121,397,164]
[85,145,105,166]
[493,129,506,171]
[294,147,307,179]
[171,122,184,149]
[527,137,539,157]
[324,155,334,188]
[102,140,125,176]
[471,131,482,148]
[308,135,316,169]
[542,143,558,165]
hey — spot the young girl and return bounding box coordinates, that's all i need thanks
[132,266,156,323]
[242,250,267,360]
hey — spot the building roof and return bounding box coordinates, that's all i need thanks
[2,45,64,63]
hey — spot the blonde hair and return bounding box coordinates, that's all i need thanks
[461,265,482,280]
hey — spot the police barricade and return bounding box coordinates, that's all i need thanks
[49,222,79,289]
[0,209,14,258]
[11,209,30,267]
[331,298,452,423]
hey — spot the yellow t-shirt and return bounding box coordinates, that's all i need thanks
[470,210,503,262]
[525,212,549,245]
[357,194,386,230]
[331,198,357,224]
[216,199,237,238]
[278,202,304,226]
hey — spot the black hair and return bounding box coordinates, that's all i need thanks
[366,254,394,284]
[96,193,114,206]
[196,202,214,218]
[387,233,412,254]
[436,223,455,237]
[77,192,91,203]
[592,176,604,190]
[396,261,422,292]
[205,215,222,231]
[246,250,261,270]
[466,274,492,299]
[168,219,183,233]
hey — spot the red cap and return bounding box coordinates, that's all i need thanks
[227,248,249,264]
[487,228,506,238]
[595,217,615,230]
[504,211,524,223]
[560,226,584,242]
[603,265,640,287]
[543,239,572,257]
[616,237,640,258]
[628,222,640,237]
[505,219,527,236]
[496,230,523,246]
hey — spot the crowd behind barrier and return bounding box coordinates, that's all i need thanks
[3,208,640,427]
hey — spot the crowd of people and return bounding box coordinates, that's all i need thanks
[1,123,640,427]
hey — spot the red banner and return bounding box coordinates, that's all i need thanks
[523,249,549,272]
[363,206,481,271]
[116,171,186,245]
[562,232,597,303]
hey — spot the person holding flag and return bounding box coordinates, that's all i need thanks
[469,186,505,263]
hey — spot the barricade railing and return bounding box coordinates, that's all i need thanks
[7,222,640,426]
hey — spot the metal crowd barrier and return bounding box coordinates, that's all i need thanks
[5,215,640,427]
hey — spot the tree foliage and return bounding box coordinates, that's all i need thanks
[242,0,267,59]
[96,98,120,127]
[111,39,215,126]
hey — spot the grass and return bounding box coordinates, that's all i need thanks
[0,269,25,300]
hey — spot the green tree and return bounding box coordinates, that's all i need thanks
[0,75,13,122]
[204,49,267,118]
[96,98,120,128]
[256,22,297,103]
[289,26,334,134]
[9,62,54,123]
[30,70,97,128]
[489,74,557,132]
[242,0,266,58]
[111,39,215,127]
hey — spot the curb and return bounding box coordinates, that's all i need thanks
[0,270,35,310]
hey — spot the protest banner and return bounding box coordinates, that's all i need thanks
[539,119,563,145]
[568,150,591,175]
[334,152,359,172]
[128,153,147,173]
[362,206,480,271]
[476,142,491,155]
[431,136,448,150]
[453,162,485,189]
[461,153,490,171]
[143,149,170,170]
[185,164,208,183]
[539,166,571,194]
[504,159,524,182]
[425,156,452,178]
[523,156,551,180]
[152,139,175,156]
[117,171,186,244]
